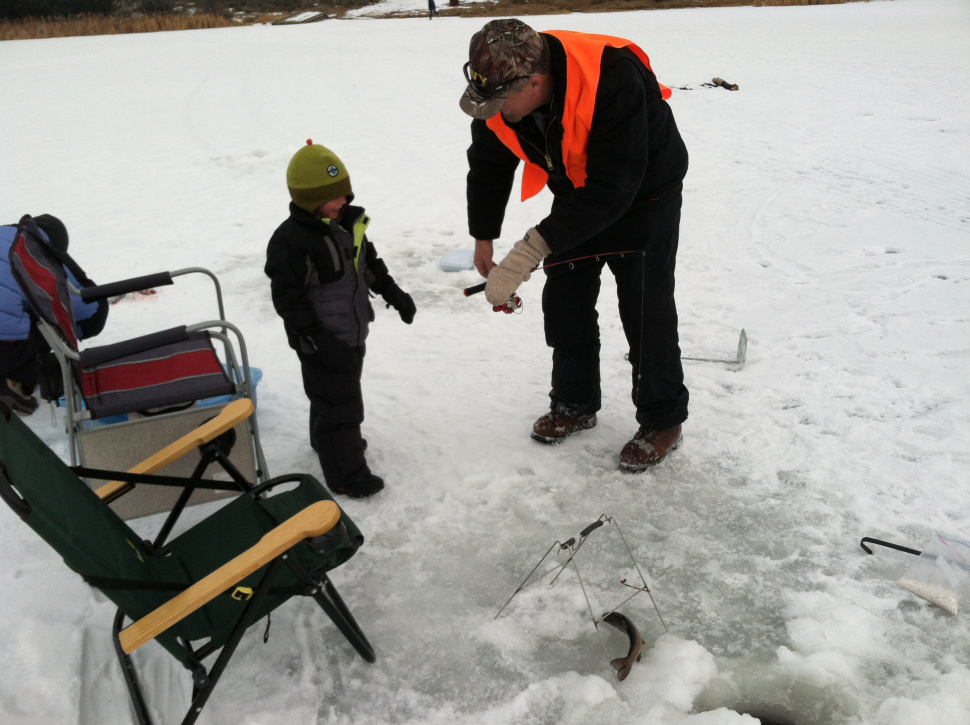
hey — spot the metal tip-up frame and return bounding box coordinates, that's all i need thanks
[495,514,667,681]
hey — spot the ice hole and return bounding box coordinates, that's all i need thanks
[693,658,856,725]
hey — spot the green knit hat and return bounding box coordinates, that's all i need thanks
[286,140,354,214]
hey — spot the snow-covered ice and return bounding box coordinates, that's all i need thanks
[1,0,969,722]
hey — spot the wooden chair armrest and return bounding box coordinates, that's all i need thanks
[119,500,341,654]
[95,397,255,501]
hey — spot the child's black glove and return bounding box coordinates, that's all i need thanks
[381,283,416,324]
[299,329,358,371]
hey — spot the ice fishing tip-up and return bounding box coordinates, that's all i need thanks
[493,514,667,682]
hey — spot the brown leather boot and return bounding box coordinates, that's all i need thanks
[619,424,682,471]
[531,412,597,444]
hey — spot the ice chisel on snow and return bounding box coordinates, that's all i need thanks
[682,329,748,367]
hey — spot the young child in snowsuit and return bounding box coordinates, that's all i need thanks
[265,141,416,498]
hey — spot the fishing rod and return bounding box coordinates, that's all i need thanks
[462,249,748,367]
[463,250,642,313]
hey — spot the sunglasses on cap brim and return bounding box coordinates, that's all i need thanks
[463,62,531,99]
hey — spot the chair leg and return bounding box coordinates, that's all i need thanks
[281,554,375,663]
[179,557,286,725]
[108,560,372,725]
[152,447,221,549]
[112,559,286,725]
[112,609,156,725]
[310,574,376,663]
[244,410,269,482]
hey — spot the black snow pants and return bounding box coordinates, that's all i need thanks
[540,184,689,431]
[0,327,48,391]
[298,344,369,488]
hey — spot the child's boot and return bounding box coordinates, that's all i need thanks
[331,472,384,498]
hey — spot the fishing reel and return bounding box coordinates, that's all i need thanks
[463,282,523,314]
[493,294,523,314]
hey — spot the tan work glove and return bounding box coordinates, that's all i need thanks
[485,228,551,306]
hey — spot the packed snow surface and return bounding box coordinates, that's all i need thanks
[1,0,969,723]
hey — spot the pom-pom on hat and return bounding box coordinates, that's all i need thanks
[33,214,69,254]
[286,140,354,214]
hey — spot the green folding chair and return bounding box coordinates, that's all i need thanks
[0,397,375,725]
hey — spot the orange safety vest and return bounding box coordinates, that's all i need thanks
[486,30,671,202]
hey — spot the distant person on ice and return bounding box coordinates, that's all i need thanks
[265,141,417,498]
[428,0,439,19]
[459,19,689,470]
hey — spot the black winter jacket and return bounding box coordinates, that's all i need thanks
[265,203,396,352]
[466,35,689,257]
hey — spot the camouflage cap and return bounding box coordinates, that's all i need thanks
[459,19,543,120]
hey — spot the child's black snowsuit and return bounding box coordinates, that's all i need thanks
[265,202,410,489]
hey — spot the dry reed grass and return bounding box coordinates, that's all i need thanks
[0,0,870,41]
[0,13,233,41]
[444,0,865,19]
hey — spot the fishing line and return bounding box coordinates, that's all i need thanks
[634,250,647,410]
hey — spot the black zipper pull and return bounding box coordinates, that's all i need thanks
[543,114,558,171]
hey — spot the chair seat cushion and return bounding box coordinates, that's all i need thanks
[80,331,235,419]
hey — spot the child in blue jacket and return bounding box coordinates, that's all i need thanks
[0,215,106,413]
